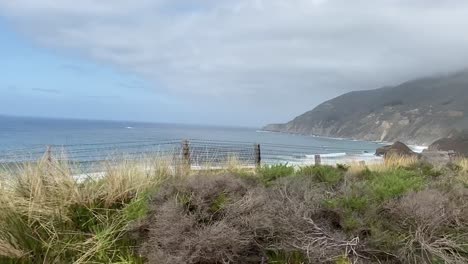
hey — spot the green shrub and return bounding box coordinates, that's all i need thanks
[123,194,151,222]
[336,163,350,172]
[322,198,339,209]
[369,169,424,201]
[322,196,368,233]
[297,165,344,185]
[267,250,306,264]
[209,193,229,213]
[335,256,352,264]
[405,161,443,177]
[342,215,361,232]
[324,196,368,212]
[447,162,463,172]
[257,163,295,183]
[367,224,403,252]
[359,166,373,180]
[232,169,256,179]
[340,196,368,212]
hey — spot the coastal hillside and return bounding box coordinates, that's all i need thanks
[264,71,468,145]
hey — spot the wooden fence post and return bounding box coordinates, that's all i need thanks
[46,145,52,162]
[314,154,321,166]
[254,143,261,167]
[181,139,191,169]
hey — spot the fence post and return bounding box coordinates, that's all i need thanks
[46,145,52,162]
[314,154,321,166]
[253,143,261,167]
[181,139,191,169]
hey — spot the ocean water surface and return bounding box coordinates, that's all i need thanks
[0,115,386,166]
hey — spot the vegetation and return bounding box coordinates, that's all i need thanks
[1,155,468,263]
[256,163,295,183]
[0,156,168,264]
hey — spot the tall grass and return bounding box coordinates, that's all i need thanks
[454,157,468,186]
[0,154,171,263]
[457,157,468,172]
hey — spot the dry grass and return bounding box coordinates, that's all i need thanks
[0,240,25,259]
[384,189,468,263]
[0,154,171,263]
[453,158,468,186]
[374,154,419,171]
[457,158,468,172]
[224,155,247,172]
[83,157,171,207]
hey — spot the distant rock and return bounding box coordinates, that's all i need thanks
[263,70,468,145]
[420,151,452,166]
[375,141,417,157]
[428,132,468,157]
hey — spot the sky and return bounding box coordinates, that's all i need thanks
[1,0,468,127]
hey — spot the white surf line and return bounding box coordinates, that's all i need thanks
[408,145,428,153]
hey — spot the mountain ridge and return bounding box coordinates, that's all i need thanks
[263,70,468,145]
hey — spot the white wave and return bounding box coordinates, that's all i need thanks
[305,152,347,158]
[301,153,383,165]
[256,130,274,133]
[125,126,134,129]
[359,152,378,157]
[409,145,428,153]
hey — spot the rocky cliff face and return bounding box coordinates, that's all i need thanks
[263,71,468,145]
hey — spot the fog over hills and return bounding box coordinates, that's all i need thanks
[264,70,468,145]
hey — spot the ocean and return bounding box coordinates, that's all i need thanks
[0,115,386,166]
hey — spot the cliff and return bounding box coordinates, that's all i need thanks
[263,71,468,145]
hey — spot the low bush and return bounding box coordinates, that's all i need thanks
[256,163,295,183]
[368,168,425,201]
[297,165,344,186]
[331,196,368,213]
[380,189,468,263]
[136,174,260,263]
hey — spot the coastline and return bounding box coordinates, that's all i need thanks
[257,129,428,153]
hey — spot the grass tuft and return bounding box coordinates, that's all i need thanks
[256,163,295,183]
[0,154,168,263]
[297,165,344,186]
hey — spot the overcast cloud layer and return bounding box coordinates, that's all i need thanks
[1,0,468,125]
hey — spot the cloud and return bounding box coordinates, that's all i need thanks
[1,0,468,124]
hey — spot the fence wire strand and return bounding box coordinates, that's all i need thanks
[0,138,382,169]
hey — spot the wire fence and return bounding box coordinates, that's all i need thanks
[0,138,383,170]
